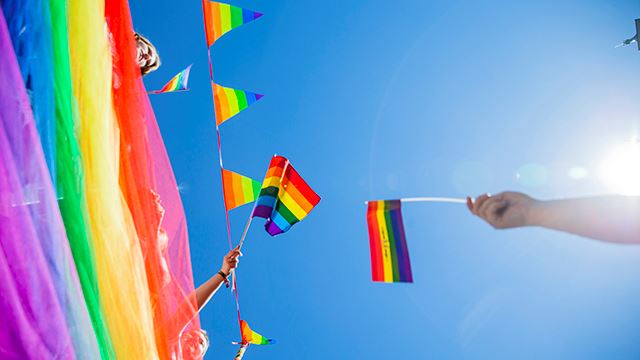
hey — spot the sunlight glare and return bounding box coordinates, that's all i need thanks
[599,141,640,195]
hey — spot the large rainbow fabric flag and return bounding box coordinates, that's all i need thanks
[240,320,273,345]
[222,169,262,210]
[252,155,320,236]
[213,82,263,126]
[0,0,203,358]
[0,9,99,357]
[366,200,413,283]
[150,64,192,94]
[202,0,263,47]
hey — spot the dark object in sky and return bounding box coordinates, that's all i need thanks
[617,19,640,50]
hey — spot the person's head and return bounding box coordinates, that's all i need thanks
[134,32,161,76]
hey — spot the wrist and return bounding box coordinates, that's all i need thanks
[217,270,230,288]
[525,199,546,227]
[218,268,229,277]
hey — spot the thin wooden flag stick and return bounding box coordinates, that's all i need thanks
[237,209,254,252]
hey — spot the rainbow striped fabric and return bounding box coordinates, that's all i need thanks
[213,82,263,126]
[203,1,263,47]
[366,200,413,283]
[222,169,261,210]
[150,65,192,94]
[253,155,320,236]
[240,320,273,345]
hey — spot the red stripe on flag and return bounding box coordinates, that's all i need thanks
[367,201,384,281]
[284,165,320,206]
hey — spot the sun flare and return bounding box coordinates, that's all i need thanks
[599,141,640,196]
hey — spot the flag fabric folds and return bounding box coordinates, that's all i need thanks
[366,200,413,283]
[212,82,263,126]
[240,320,273,345]
[150,64,192,94]
[203,0,263,47]
[252,155,320,236]
[222,169,261,210]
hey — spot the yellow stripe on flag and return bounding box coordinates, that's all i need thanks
[220,3,231,33]
[278,190,308,220]
[376,206,393,282]
[224,87,240,116]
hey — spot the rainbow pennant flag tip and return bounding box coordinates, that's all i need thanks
[222,169,261,210]
[203,1,263,47]
[149,64,192,94]
[213,82,263,126]
[240,320,273,345]
[366,200,413,283]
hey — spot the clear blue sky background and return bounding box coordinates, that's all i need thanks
[131,1,640,358]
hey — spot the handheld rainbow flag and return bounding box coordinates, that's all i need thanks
[252,155,320,236]
[213,82,263,126]
[366,200,413,283]
[239,320,273,345]
[149,65,192,94]
[222,169,261,210]
[203,1,263,47]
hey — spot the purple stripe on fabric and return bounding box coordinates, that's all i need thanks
[265,221,284,236]
[391,206,412,282]
[253,204,273,218]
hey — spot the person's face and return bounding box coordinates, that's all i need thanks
[135,35,160,75]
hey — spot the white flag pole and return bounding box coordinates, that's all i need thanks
[364,197,467,205]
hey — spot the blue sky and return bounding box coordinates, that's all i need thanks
[132,1,640,358]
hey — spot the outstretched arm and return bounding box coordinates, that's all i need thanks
[467,192,640,244]
[196,246,241,311]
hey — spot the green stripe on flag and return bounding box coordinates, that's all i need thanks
[235,89,248,110]
[230,5,243,28]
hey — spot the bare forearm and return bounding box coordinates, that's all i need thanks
[195,273,225,310]
[528,196,640,243]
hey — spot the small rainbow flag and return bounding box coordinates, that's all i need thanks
[213,82,263,126]
[149,65,192,94]
[240,320,273,345]
[203,1,263,47]
[222,169,261,210]
[366,200,413,283]
[253,155,320,236]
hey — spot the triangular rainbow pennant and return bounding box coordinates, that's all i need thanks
[203,1,263,47]
[212,82,263,126]
[149,65,192,94]
[221,169,261,210]
[239,320,273,345]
